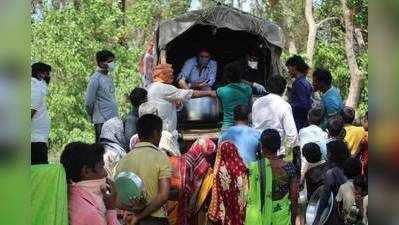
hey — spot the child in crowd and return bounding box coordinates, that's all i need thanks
[354,176,368,225]
[341,107,367,156]
[303,143,328,199]
[312,139,349,225]
[299,107,328,184]
[326,116,346,142]
[60,142,121,225]
[124,87,148,143]
[336,158,363,225]
[299,107,328,159]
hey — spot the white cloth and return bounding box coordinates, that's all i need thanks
[299,125,328,156]
[363,195,368,225]
[298,124,328,181]
[147,82,193,133]
[31,77,51,143]
[129,134,140,150]
[159,130,181,156]
[336,180,356,214]
[252,93,298,155]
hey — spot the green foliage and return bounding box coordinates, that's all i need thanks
[161,0,191,19]
[31,0,368,158]
[32,0,144,156]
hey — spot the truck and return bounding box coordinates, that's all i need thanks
[145,4,285,149]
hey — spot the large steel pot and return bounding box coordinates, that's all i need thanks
[306,186,334,225]
[183,97,220,121]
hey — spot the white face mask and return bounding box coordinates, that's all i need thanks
[107,61,116,72]
[248,60,258,70]
[39,79,49,92]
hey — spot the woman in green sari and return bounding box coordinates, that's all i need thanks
[245,129,299,225]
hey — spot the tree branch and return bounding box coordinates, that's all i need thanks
[305,0,315,26]
[317,17,339,28]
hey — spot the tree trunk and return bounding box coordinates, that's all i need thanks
[237,0,244,10]
[281,0,297,54]
[341,0,363,108]
[253,0,264,17]
[32,0,42,13]
[354,27,366,51]
[305,0,316,66]
[288,39,298,55]
[120,0,126,12]
[59,0,66,10]
[305,0,338,66]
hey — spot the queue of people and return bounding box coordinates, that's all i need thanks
[31,50,368,225]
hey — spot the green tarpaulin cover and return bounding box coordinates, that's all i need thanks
[31,164,68,225]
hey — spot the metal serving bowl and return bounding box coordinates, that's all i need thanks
[183,96,220,121]
[114,171,147,210]
[306,186,334,225]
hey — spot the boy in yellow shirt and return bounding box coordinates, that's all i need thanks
[341,107,366,156]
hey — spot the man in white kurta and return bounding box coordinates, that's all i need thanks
[252,75,298,156]
[147,63,216,150]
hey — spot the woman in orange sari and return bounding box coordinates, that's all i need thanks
[168,137,216,225]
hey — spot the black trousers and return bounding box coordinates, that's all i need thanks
[292,146,301,177]
[94,123,103,143]
[139,217,169,225]
[31,142,48,165]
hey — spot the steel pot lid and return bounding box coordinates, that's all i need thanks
[114,171,147,207]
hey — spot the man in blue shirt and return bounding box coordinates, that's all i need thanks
[286,55,313,130]
[85,50,118,142]
[312,68,343,129]
[177,49,217,90]
[219,105,260,167]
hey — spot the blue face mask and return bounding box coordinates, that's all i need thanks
[107,61,116,72]
[198,58,209,66]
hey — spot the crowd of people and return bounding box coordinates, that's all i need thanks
[31,48,368,225]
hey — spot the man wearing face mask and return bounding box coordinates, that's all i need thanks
[177,48,217,90]
[85,50,118,143]
[31,62,52,165]
[60,142,121,225]
[225,46,267,95]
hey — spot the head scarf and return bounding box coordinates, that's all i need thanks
[100,117,127,148]
[138,101,158,117]
[100,117,128,176]
[170,137,216,225]
[153,63,174,84]
[208,141,248,225]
